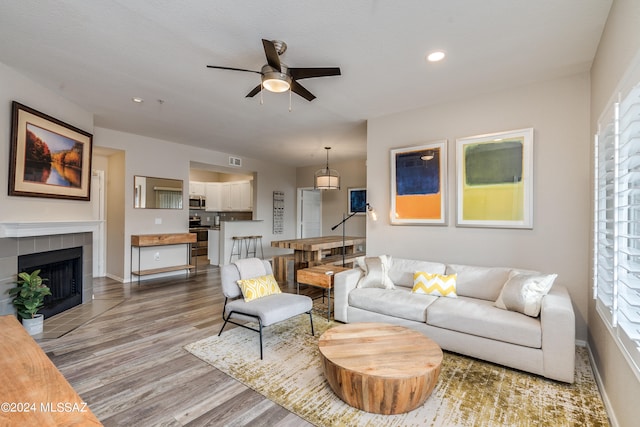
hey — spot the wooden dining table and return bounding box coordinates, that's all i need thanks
[271,235,366,271]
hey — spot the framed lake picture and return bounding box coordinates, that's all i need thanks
[456,128,533,229]
[9,101,93,201]
[390,140,447,225]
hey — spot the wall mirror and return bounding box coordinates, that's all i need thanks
[134,175,183,209]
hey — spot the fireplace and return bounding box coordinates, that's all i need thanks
[0,222,97,318]
[18,247,83,319]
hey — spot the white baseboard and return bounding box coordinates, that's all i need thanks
[586,343,618,427]
[105,273,125,283]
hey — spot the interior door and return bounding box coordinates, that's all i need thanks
[91,170,106,277]
[298,189,321,238]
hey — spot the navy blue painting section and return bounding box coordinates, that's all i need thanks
[350,190,366,212]
[396,149,440,195]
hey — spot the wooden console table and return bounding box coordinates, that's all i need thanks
[131,233,197,284]
[0,315,102,426]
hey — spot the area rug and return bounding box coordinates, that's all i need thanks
[184,316,609,426]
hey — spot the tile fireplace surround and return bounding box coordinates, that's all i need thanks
[0,221,99,318]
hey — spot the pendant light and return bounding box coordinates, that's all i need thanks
[315,147,340,190]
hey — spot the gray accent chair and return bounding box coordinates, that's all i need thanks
[218,259,314,359]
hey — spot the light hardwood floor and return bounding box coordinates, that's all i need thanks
[37,267,314,426]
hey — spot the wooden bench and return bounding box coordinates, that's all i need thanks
[317,251,365,268]
[273,253,295,284]
[0,315,101,426]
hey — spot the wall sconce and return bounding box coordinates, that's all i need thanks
[366,203,378,221]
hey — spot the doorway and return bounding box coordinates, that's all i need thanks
[91,169,106,277]
[297,188,321,238]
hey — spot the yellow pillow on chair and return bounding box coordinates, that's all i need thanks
[237,274,282,302]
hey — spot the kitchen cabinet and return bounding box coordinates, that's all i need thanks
[205,182,221,211]
[189,181,206,196]
[210,180,252,211]
[237,180,253,210]
[198,180,253,212]
[220,183,231,211]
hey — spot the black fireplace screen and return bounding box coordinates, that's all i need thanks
[18,246,83,319]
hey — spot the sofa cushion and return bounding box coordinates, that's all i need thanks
[413,272,457,298]
[495,272,558,317]
[236,274,281,302]
[349,287,438,322]
[389,258,447,288]
[445,264,511,301]
[356,256,395,289]
[426,296,542,348]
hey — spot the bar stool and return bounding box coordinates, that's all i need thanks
[230,236,245,262]
[245,235,264,259]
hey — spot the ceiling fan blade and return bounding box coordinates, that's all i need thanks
[291,80,316,101]
[245,84,262,98]
[206,65,261,75]
[262,39,282,71]
[288,67,341,80]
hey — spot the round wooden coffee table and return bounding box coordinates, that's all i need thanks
[318,322,443,415]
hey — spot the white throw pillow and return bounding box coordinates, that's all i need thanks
[356,256,395,289]
[494,272,557,317]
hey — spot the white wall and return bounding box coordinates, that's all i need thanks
[296,158,367,237]
[0,62,96,221]
[367,73,591,341]
[0,61,299,282]
[297,159,367,236]
[95,127,298,281]
[589,0,640,426]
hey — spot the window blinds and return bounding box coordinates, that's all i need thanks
[594,83,640,371]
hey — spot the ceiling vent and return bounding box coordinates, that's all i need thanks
[229,156,242,167]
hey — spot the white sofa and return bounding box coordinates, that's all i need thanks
[333,257,576,383]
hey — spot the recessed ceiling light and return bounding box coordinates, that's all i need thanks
[132,97,144,103]
[426,51,446,62]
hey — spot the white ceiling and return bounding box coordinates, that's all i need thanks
[0,0,611,167]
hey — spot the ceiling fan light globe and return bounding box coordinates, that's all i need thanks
[262,72,291,93]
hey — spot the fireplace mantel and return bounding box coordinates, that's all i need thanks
[0,221,103,238]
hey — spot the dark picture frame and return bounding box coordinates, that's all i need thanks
[9,101,93,201]
[348,188,366,215]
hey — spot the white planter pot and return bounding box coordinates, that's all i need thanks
[22,314,44,336]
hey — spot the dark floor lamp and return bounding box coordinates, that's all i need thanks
[330,203,377,266]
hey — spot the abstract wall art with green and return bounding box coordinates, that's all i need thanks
[456,128,533,228]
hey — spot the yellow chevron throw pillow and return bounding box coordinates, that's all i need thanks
[237,274,282,302]
[412,272,458,298]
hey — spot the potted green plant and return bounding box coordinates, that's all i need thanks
[8,269,51,335]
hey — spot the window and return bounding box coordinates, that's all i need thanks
[594,81,640,373]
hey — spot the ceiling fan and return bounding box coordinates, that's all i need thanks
[206,39,341,101]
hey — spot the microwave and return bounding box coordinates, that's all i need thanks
[189,196,205,209]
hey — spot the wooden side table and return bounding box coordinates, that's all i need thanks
[0,316,102,426]
[296,264,349,320]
